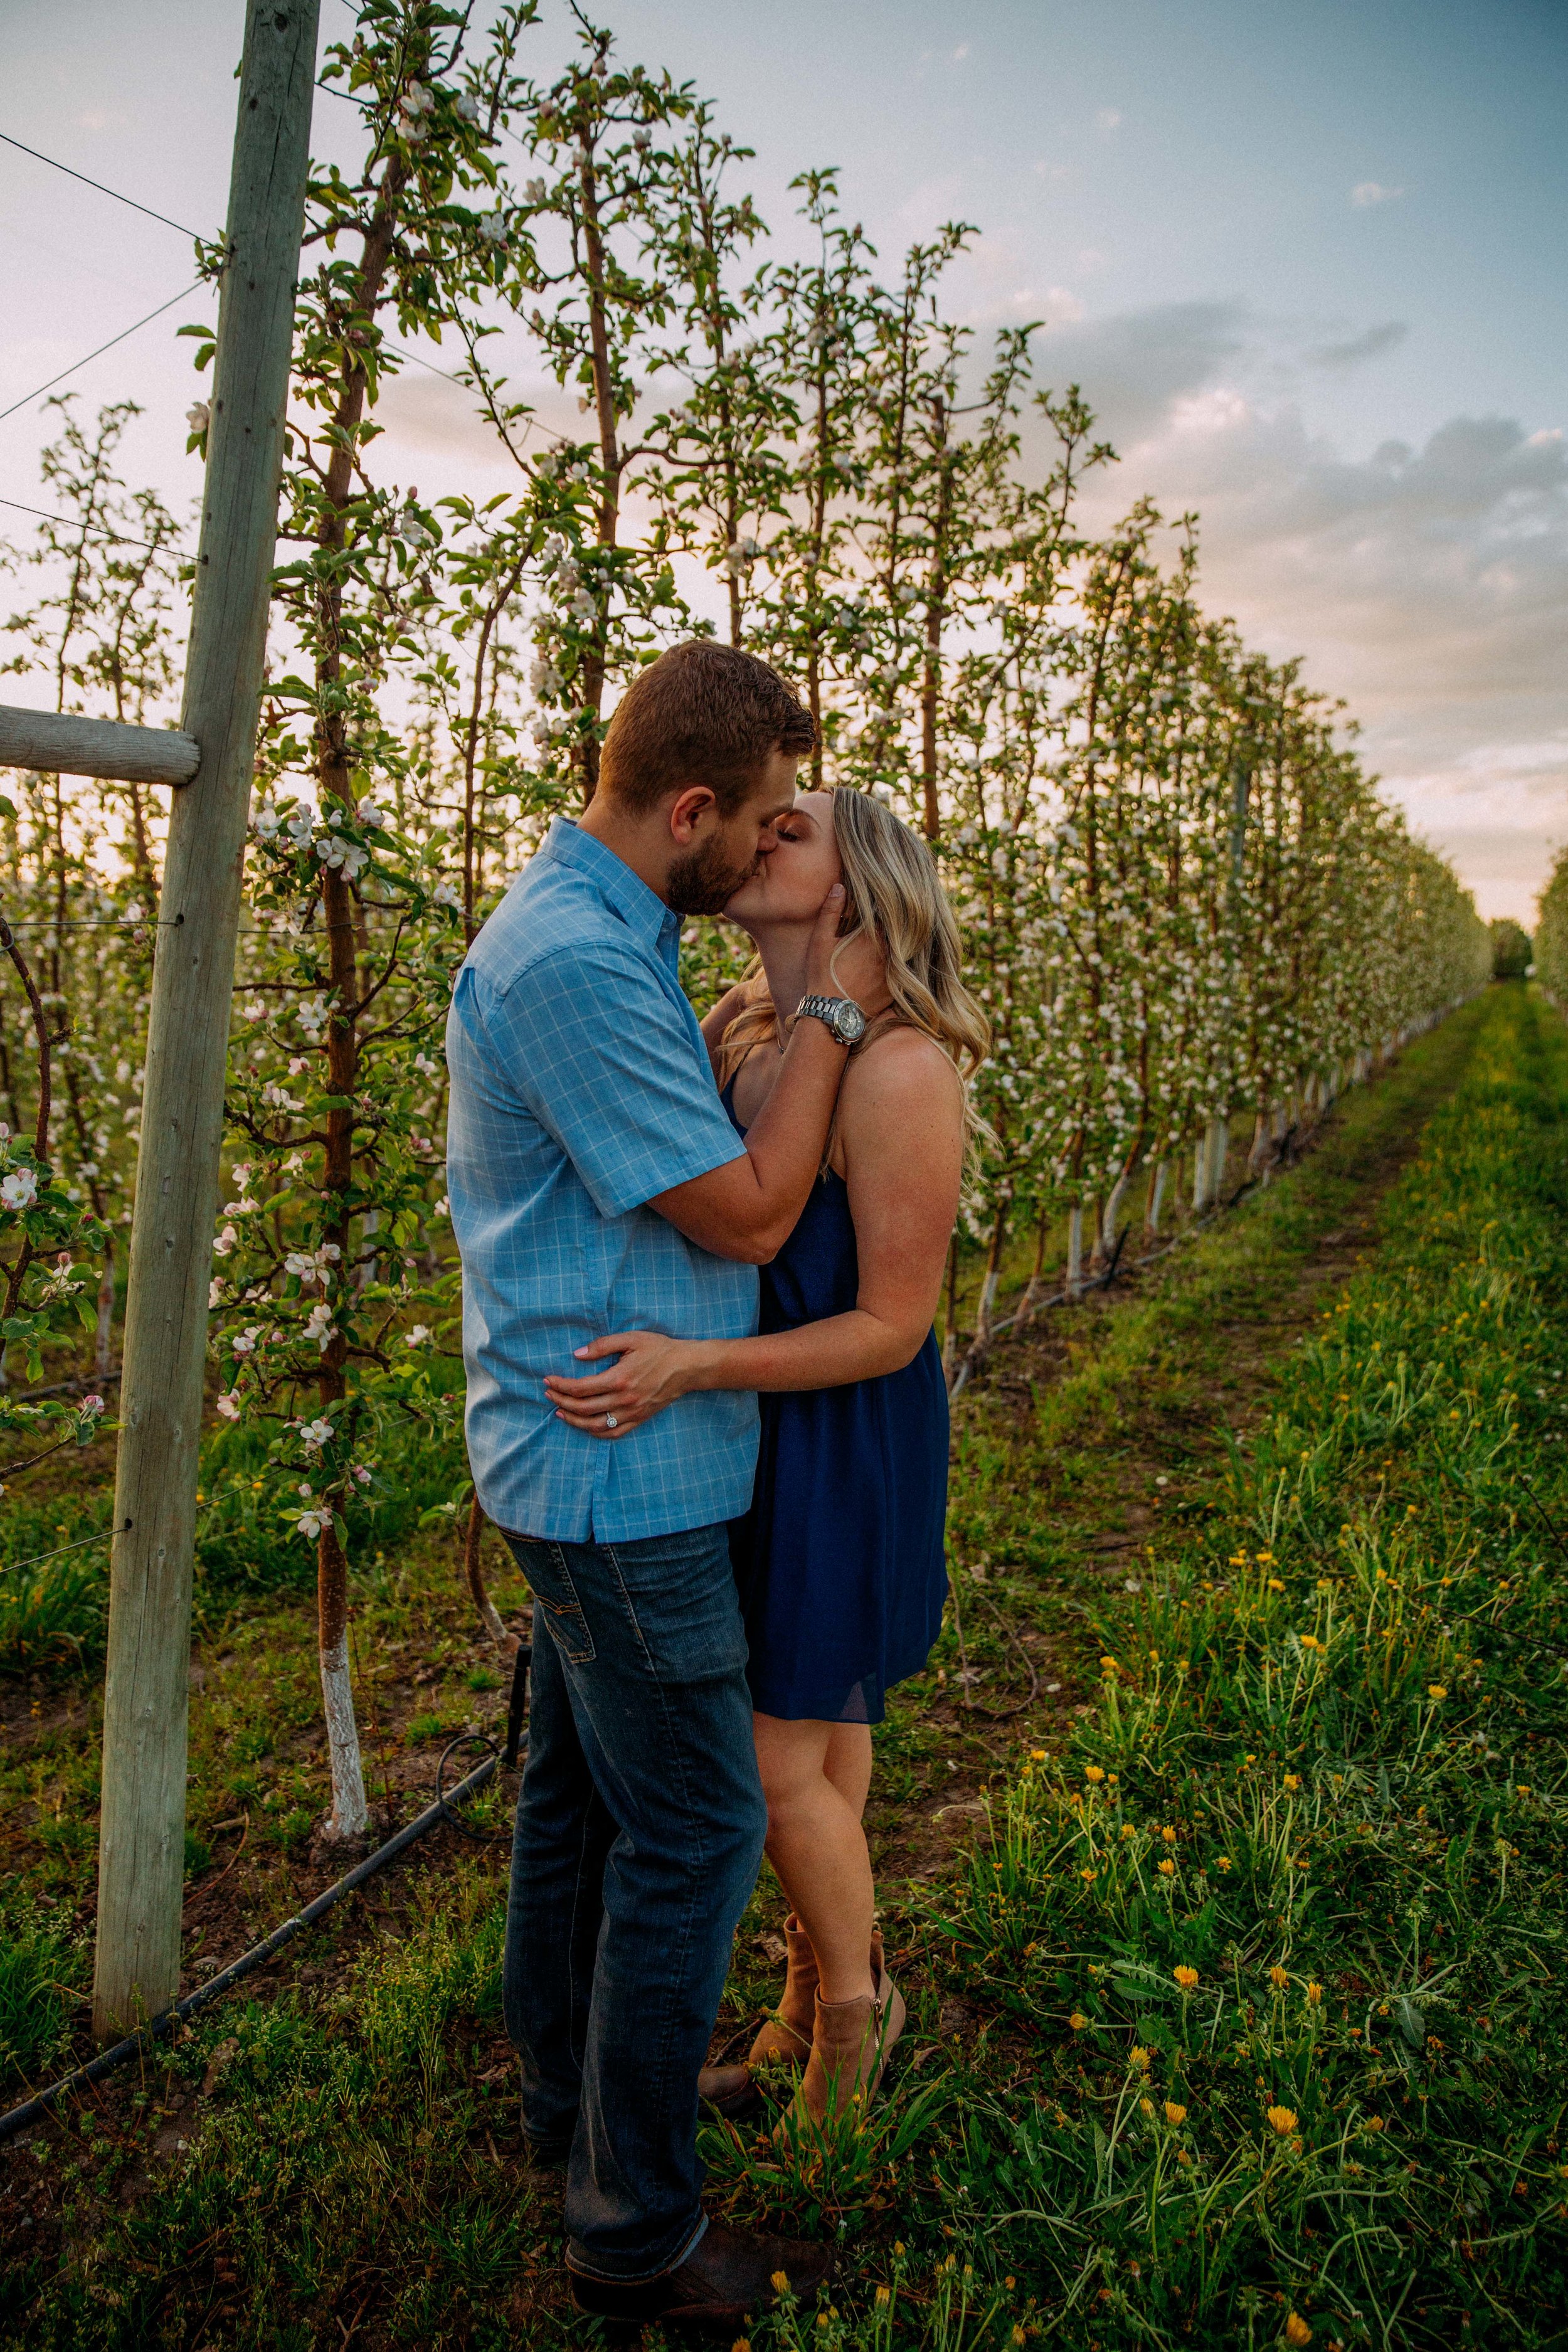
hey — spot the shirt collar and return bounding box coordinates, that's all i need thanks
[537,815,682,963]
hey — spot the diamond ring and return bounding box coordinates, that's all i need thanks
[604,1412,618,1429]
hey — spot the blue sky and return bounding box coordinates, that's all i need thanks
[3,0,1564,916]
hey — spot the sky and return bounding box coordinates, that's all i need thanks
[3,0,1565,921]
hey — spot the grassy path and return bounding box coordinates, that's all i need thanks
[4,988,1565,2349]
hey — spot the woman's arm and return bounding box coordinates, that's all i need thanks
[545,1030,965,1434]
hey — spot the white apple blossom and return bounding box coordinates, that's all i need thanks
[1,1167,38,1211]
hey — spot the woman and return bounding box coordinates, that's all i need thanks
[544,788,987,2126]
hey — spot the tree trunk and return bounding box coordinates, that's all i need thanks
[317,1517,368,1840]
[1145,1159,1167,1237]
[1066,1203,1084,1301]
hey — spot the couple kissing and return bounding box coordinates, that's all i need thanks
[445,640,987,2337]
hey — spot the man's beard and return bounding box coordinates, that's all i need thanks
[666,835,760,917]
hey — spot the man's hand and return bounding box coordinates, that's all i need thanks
[544,1330,704,1436]
[803,892,889,1013]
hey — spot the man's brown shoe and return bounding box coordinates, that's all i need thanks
[569,2218,831,2338]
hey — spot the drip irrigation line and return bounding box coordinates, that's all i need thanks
[0,496,186,556]
[0,280,206,426]
[0,1740,521,2149]
[0,1522,124,1581]
[0,132,206,241]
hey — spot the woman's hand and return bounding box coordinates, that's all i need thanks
[543,1331,706,1438]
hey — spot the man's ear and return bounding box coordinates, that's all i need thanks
[667,784,718,844]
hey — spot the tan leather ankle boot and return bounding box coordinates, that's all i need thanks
[791,1934,906,2129]
[699,1914,820,2118]
[748,1914,818,2066]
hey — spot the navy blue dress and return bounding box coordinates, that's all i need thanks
[724,1078,950,1724]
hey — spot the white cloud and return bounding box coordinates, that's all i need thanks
[995,294,1567,917]
[1096,108,1123,134]
[1350,181,1404,208]
[953,43,969,61]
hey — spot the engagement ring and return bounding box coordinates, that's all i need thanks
[604,1412,618,1429]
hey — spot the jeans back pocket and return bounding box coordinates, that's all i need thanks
[502,1537,596,1665]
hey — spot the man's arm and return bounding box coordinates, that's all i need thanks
[650,887,886,1264]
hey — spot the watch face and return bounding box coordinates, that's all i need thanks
[835,1000,867,1044]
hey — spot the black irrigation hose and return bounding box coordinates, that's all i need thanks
[433,1642,532,1843]
[0,1706,529,2150]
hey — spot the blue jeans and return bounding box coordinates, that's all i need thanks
[499,1523,768,2282]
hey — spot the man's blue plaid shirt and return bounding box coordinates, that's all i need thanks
[445,818,760,1542]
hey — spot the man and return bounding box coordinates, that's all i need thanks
[445,641,877,2334]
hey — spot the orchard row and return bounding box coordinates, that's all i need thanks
[0,2,1485,1828]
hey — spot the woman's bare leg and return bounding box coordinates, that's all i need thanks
[753,1713,876,2004]
[824,1720,873,1821]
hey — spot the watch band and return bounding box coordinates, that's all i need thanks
[795,993,867,1046]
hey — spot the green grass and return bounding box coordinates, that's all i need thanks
[899,985,1568,2348]
[4,987,1565,2349]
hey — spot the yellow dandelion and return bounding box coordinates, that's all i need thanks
[1177,2148,1193,2166]
[1163,2100,1187,2125]
[1030,1748,1046,1761]
[1140,2097,1155,2117]
[1306,1982,1323,2007]
[1365,2116,1384,2133]
[1427,1684,1448,1701]
[1266,2104,1299,2136]
[1069,2011,1088,2030]
[1079,1868,1096,1883]
[1161,1825,1177,1843]
[1267,1576,1285,1592]
[1084,1765,1106,1783]
[1217,1855,1233,1870]
[770,2272,790,2293]
[1129,2045,1152,2070]
[1173,1964,1199,1989]
[1269,1966,1289,1988]
[1099,1655,1120,1673]
[1284,1774,1301,1791]
[874,2288,891,2307]
[1285,2316,1313,2347]
[1256,1551,1274,1564]
[1158,1858,1176,1877]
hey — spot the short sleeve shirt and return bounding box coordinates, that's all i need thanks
[445,818,759,1541]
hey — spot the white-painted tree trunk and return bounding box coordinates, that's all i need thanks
[1204,1114,1228,1205]
[1145,1158,1167,1236]
[319,1631,369,1842]
[1066,1204,1084,1300]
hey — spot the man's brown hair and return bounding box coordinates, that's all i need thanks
[597,640,815,816]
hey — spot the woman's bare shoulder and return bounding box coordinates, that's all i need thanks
[699,980,756,1052]
[839,1026,964,1131]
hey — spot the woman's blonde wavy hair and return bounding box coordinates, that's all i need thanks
[716,787,990,1131]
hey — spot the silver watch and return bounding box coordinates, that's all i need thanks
[795,992,867,1047]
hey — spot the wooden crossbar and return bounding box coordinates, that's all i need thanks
[0,703,201,787]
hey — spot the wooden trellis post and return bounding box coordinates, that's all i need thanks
[87,0,317,2040]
